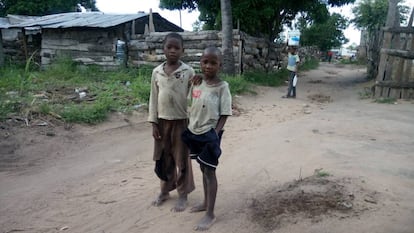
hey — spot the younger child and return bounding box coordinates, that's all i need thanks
[181,47,232,231]
[284,46,300,98]
[148,32,195,212]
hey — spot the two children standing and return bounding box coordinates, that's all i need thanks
[148,32,232,231]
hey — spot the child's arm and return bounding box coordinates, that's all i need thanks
[148,70,161,140]
[215,115,229,133]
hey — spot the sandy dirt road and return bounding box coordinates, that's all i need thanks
[1,62,414,233]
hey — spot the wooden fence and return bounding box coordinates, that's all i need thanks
[374,8,414,99]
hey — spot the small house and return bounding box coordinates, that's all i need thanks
[0,11,183,68]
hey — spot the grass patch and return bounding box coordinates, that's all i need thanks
[374,97,397,104]
[300,57,319,71]
[313,168,331,177]
[1,58,319,124]
[339,58,367,65]
[243,70,288,87]
[358,87,373,99]
[0,58,152,124]
[222,74,252,95]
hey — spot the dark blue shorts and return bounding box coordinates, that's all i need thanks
[181,128,223,170]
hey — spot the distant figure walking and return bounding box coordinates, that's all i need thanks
[327,50,333,63]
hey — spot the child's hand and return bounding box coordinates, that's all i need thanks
[152,124,161,140]
[190,74,203,86]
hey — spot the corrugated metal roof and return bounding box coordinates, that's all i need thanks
[2,12,148,29]
[0,18,11,28]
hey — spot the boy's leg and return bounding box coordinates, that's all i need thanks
[190,165,208,212]
[194,165,217,231]
[152,155,174,206]
[152,120,176,206]
[286,71,295,97]
[172,120,195,212]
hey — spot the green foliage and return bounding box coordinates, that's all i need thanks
[0,58,152,124]
[351,0,389,34]
[0,99,21,120]
[299,57,320,71]
[374,97,397,104]
[222,75,251,95]
[0,0,98,16]
[339,58,366,65]
[0,56,320,124]
[59,97,111,124]
[301,13,349,51]
[351,0,409,34]
[160,0,355,41]
[314,169,331,177]
[243,70,288,87]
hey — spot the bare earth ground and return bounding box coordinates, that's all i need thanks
[1,62,414,233]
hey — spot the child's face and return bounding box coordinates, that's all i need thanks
[163,38,183,63]
[200,53,221,78]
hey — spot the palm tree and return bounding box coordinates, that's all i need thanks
[220,0,235,75]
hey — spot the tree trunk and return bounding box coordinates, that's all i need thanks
[220,0,235,75]
[369,0,400,80]
[385,0,399,27]
[0,30,4,67]
[367,29,381,80]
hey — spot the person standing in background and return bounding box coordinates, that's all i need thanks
[283,46,300,98]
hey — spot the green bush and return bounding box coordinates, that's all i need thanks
[222,75,251,95]
[300,57,319,71]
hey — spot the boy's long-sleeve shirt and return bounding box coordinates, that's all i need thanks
[148,61,195,124]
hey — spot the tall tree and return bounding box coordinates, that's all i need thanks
[0,0,98,16]
[351,0,409,79]
[220,0,235,75]
[160,0,355,42]
[300,13,349,51]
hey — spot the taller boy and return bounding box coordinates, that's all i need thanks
[148,32,195,212]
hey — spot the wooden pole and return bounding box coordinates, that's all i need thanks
[0,30,4,67]
[22,28,28,61]
[149,8,155,33]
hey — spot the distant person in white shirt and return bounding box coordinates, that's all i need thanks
[283,46,300,98]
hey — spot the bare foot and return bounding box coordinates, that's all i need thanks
[171,195,187,212]
[152,193,169,206]
[194,215,216,231]
[189,203,206,213]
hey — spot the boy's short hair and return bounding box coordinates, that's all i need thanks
[163,32,184,46]
[202,46,222,61]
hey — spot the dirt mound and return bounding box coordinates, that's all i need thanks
[249,174,376,231]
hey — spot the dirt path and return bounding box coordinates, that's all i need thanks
[1,63,414,233]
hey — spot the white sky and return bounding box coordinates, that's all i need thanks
[95,0,199,31]
[95,0,414,47]
[330,4,361,46]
